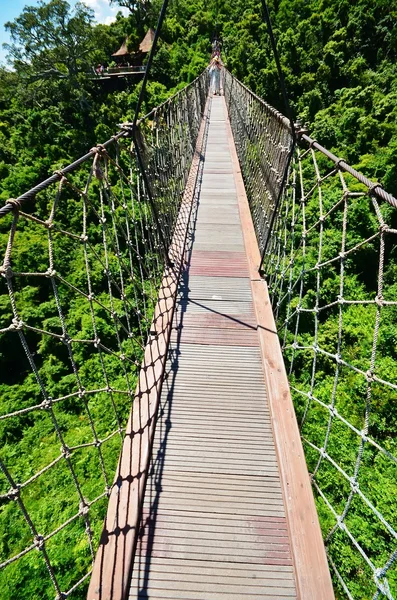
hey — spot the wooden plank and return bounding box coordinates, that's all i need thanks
[177,299,254,314]
[189,254,248,277]
[131,556,294,572]
[187,275,252,300]
[224,96,335,599]
[171,327,259,346]
[173,311,257,329]
[148,484,282,498]
[140,508,288,524]
[132,571,294,587]
[131,591,295,600]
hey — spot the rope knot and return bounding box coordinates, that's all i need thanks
[61,334,71,346]
[374,567,387,581]
[79,501,89,517]
[61,445,71,459]
[41,397,53,410]
[8,485,20,500]
[53,169,66,181]
[118,122,134,137]
[375,294,384,307]
[335,158,347,170]
[373,568,391,596]
[91,144,106,155]
[6,198,22,212]
[11,317,24,330]
[34,534,45,551]
[368,182,383,197]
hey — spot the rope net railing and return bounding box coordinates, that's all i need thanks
[0,71,208,600]
[225,71,397,599]
[223,68,294,255]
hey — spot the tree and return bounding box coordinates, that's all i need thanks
[4,0,96,79]
[110,0,151,34]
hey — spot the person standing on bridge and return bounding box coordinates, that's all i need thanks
[209,56,222,96]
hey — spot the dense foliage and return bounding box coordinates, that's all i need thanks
[0,0,396,598]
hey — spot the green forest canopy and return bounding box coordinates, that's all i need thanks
[1,0,397,203]
[0,0,396,598]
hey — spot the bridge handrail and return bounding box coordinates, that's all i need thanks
[223,68,397,216]
[223,68,292,132]
[0,71,208,220]
[298,132,397,209]
[138,70,211,124]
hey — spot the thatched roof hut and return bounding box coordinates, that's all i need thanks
[139,28,155,54]
[112,38,130,58]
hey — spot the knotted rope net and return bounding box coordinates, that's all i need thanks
[225,70,397,599]
[0,71,208,599]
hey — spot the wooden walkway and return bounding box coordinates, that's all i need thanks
[129,97,297,599]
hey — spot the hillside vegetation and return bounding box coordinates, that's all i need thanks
[0,0,396,598]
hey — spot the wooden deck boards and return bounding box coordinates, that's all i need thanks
[129,97,298,599]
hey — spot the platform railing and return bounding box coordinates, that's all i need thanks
[106,66,146,75]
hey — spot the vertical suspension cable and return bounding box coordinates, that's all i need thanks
[131,0,172,265]
[258,0,296,270]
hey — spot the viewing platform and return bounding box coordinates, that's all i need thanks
[90,66,146,80]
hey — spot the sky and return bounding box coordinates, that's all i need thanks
[0,0,129,64]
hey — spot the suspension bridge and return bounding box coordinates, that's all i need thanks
[0,67,396,600]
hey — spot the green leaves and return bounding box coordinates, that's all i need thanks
[4,0,96,79]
